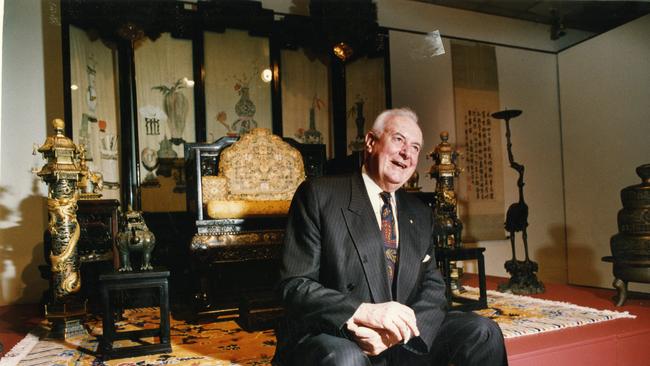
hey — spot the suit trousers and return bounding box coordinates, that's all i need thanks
[287,311,507,366]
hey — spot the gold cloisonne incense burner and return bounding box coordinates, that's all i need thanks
[428,131,464,293]
[34,118,87,338]
[428,131,463,248]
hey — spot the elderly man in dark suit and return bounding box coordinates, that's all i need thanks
[273,108,507,366]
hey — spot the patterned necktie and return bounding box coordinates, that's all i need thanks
[380,192,398,297]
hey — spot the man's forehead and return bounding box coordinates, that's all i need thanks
[385,117,423,144]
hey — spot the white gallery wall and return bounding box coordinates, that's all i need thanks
[559,14,650,290]
[1,0,49,305]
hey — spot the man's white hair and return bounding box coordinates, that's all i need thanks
[370,108,419,136]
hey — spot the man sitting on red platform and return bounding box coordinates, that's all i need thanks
[273,108,507,366]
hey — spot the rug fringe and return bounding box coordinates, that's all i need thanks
[0,333,40,366]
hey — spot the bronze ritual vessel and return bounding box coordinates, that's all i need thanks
[605,164,650,305]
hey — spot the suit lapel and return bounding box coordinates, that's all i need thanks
[342,173,391,303]
[395,190,422,303]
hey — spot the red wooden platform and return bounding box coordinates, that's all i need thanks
[480,276,650,366]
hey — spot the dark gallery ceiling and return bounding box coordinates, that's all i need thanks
[416,1,650,39]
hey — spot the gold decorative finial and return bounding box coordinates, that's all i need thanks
[53,118,65,134]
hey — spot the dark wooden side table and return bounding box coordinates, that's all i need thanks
[435,247,488,311]
[78,199,120,311]
[99,269,171,360]
[77,199,120,266]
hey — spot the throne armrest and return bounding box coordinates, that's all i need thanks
[185,136,238,221]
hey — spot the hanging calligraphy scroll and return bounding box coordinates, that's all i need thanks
[451,41,505,241]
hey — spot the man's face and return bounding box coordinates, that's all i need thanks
[365,116,423,192]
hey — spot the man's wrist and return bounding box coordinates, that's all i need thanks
[402,336,428,355]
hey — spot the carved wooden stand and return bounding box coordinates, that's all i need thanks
[99,269,171,359]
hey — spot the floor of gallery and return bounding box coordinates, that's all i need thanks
[1,275,649,365]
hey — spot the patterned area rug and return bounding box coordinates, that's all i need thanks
[462,287,635,338]
[0,291,635,365]
[0,308,276,366]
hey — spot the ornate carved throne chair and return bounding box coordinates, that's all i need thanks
[185,128,323,324]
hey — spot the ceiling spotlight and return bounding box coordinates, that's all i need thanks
[550,8,566,40]
[333,42,354,62]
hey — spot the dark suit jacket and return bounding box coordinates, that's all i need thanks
[274,173,448,363]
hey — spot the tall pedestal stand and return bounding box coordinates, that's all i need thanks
[491,109,544,295]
